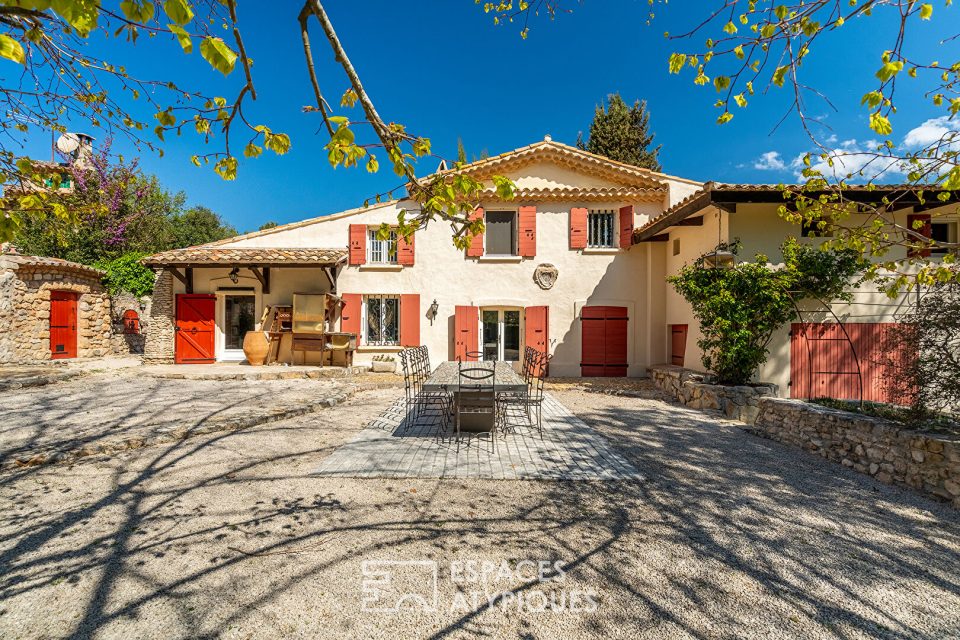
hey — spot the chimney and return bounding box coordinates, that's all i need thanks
[73,133,95,168]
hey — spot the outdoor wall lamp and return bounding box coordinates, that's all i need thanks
[427,299,439,325]
[228,267,240,284]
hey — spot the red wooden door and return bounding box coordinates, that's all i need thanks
[175,294,216,364]
[790,322,904,404]
[670,324,688,367]
[49,291,78,359]
[581,306,628,377]
[454,305,479,361]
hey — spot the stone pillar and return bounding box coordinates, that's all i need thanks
[142,269,175,364]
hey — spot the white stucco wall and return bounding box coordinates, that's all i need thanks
[219,198,662,376]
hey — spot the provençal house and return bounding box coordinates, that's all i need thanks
[143,137,956,401]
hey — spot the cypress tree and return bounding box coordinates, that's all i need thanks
[577,93,662,171]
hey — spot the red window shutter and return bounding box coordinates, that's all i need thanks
[907,213,932,258]
[454,305,479,361]
[619,205,634,249]
[398,233,415,266]
[570,207,588,249]
[518,205,537,257]
[348,224,367,265]
[466,207,484,257]
[340,293,362,336]
[400,294,420,346]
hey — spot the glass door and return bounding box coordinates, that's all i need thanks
[480,308,521,362]
[222,294,255,359]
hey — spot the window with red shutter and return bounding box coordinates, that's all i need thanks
[454,306,479,360]
[348,225,366,265]
[399,294,420,346]
[398,233,415,266]
[570,207,588,249]
[907,213,932,258]
[466,207,484,257]
[518,206,537,257]
[618,205,634,249]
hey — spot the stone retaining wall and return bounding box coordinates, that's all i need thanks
[754,398,960,508]
[648,364,778,424]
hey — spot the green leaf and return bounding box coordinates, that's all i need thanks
[168,24,192,53]
[716,111,734,125]
[772,65,789,87]
[120,0,155,23]
[668,53,687,74]
[200,37,237,76]
[919,4,933,20]
[869,112,893,136]
[243,143,262,158]
[163,0,194,26]
[263,132,291,155]
[214,156,238,180]
[366,155,379,173]
[0,34,25,64]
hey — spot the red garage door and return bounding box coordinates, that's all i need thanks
[790,322,907,404]
[581,306,628,377]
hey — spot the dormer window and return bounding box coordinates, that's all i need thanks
[367,228,398,264]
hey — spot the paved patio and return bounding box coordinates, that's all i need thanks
[313,393,644,479]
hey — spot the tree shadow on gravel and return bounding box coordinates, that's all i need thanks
[0,388,958,639]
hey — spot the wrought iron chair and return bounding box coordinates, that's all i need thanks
[454,359,498,445]
[499,349,548,436]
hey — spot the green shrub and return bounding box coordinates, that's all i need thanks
[95,252,155,297]
[668,239,865,385]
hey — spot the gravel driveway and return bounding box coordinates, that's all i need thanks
[0,380,958,639]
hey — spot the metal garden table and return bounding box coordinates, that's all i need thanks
[422,361,526,432]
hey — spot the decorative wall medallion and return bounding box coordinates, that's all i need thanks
[533,264,558,290]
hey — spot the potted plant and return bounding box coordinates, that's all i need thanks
[370,354,397,373]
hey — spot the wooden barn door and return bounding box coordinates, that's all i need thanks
[581,306,628,377]
[175,294,216,364]
[790,322,903,404]
[49,291,78,359]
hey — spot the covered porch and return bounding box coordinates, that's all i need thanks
[142,246,355,366]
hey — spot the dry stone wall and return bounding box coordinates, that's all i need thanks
[648,364,777,424]
[142,269,175,364]
[755,398,960,508]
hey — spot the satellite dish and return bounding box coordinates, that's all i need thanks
[56,133,80,154]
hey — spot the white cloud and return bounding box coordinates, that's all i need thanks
[752,151,786,171]
[903,116,959,149]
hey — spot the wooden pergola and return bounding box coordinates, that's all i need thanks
[142,247,348,294]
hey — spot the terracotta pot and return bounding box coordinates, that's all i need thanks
[242,330,269,366]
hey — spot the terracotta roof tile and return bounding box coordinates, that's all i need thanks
[481,185,666,202]
[143,247,347,267]
[0,252,104,277]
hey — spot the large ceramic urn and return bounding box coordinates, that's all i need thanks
[242,330,269,366]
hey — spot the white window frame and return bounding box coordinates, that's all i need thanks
[367,228,398,264]
[484,209,518,256]
[479,307,523,362]
[362,294,400,346]
[587,209,616,248]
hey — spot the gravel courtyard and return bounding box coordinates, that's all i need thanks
[1,377,958,639]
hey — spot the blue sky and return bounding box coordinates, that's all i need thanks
[15,0,958,232]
